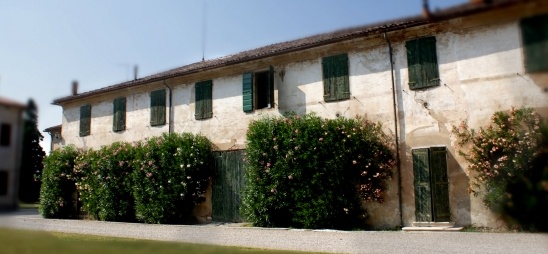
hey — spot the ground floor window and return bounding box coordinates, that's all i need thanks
[0,171,8,196]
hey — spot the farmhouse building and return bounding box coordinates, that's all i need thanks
[51,0,548,228]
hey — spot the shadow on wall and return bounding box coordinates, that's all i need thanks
[276,66,308,116]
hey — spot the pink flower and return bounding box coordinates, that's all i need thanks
[270,188,275,193]
[146,172,153,178]
[352,160,357,165]
[266,162,271,167]
[288,175,293,180]
[319,137,323,141]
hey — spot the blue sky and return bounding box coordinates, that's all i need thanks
[0,0,466,153]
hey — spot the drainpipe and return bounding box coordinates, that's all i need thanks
[162,80,174,134]
[384,31,403,228]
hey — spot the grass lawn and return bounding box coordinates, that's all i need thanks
[0,228,309,254]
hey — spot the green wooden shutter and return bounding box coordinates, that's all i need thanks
[430,147,450,222]
[336,54,350,100]
[79,104,91,137]
[113,97,126,132]
[268,65,274,108]
[322,54,350,101]
[195,80,213,120]
[520,14,548,73]
[421,37,440,88]
[406,37,439,90]
[412,148,432,222]
[242,72,254,112]
[150,89,166,126]
[406,39,421,89]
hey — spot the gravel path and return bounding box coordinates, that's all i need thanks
[1,209,547,254]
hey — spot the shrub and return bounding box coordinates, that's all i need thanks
[452,107,543,212]
[503,120,548,231]
[132,133,213,224]
[39,145,80,218]
[242,113,395,229]
[75,142,135,221]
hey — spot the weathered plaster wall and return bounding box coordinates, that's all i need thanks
[62,83,169,149]
[0,105,23,208]
[395,20,548,228]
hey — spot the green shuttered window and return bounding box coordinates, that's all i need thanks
[79,104,91,137]
[406,36,440,90]
[242,67,275,112]
[322,53,350,102]
[195,80,213,120]
[520,14,548,73]
[150,89,166,126]
[113,97,126,132]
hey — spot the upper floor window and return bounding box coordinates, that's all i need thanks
[195,80,213,120]
[322,53,350,102]
[243,66,274,112]
[520,13,548,73]
[79,105,91,137]
[150,89,166,126]
[0,123,11,146]
[406,36,440,90]
[113,97,126,132]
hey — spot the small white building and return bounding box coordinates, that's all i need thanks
[52,0,548,228]
[0,97,25,210]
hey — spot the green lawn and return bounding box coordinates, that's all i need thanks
[0,228,309,254]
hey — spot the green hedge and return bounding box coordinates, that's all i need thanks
[39,133,213,224]
[75,142,135,222]
[242,113,395,229]
[132,133,213,224]
[39,145,80,218]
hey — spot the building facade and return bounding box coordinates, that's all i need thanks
[52,0,548,228]
[0,97,25,210]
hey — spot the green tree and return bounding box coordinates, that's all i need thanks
[19,99,46,203]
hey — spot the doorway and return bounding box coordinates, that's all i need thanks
[412,147,450,222]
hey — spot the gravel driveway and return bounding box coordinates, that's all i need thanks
[1,209,547,254]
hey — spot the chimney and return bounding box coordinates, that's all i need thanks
[422,0,431,19]
[72,80,78,96]
[134,65,138,80]
[470,0,492,4]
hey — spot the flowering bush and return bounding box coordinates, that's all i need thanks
[75,142,135,221]
[242,113,395,229]
[452,107,543,212]
[132,133,213,224]
[39,145,80,218]
[503,122,548,231]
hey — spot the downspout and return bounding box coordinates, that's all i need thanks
[162,80,174,134]
[384,31,403,228]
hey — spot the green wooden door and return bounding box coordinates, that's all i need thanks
[431,147,450,222]
[412,147,450,222]
[212,150,246,222]
[412,148,432,222]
